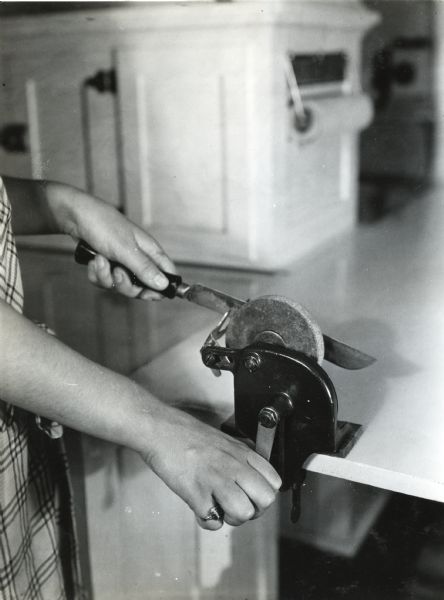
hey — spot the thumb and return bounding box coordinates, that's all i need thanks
[111,239,173,292]
[135,230,176,275]
[127,250,170,291]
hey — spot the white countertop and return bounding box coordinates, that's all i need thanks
[271,188,444,502]
[136,187,444,503]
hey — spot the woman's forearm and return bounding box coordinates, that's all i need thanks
[0,298,282,528]
[0,298,158,452]
[2,177,75,236]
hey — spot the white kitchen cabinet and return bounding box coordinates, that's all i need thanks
[0,35,121,206]
[115,3,378,269]
[1,1,377,266]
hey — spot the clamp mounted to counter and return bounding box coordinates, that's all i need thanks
[200,296,365,522]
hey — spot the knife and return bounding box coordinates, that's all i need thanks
[74,240,375,370]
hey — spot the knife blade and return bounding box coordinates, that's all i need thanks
[74,240,375,370]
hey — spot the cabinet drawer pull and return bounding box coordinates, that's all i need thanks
[0,123,28,153]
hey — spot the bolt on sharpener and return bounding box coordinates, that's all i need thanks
[200,296,363,522]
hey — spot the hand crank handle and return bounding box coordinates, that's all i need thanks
[256,393,294,462]
[74,240,182,299]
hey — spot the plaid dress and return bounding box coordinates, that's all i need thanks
[0,178,82,599]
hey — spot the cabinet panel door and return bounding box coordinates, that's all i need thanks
[116,43,251,265]
[0,48,120,208]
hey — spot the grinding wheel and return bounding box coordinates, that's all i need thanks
[225,295,324,364]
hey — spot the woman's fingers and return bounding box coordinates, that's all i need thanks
[234,471,277,520]
[111,232,175,293]
[112,268,163,300]
[87,255,113,288]
[196,515,224,532]
[193,458,278,529]
[86,256,165,300]
[193,485,256,530]
[195,501,225,531]
[83,229,176,297]
[213,481,257,527]
[246,451,282,492]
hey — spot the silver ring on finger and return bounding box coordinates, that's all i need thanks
[202,505,224,522]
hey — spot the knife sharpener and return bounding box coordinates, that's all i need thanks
[201,296,362,522]
[75,241,366,519]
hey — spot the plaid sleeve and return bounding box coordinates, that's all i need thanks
[0,176,83,599]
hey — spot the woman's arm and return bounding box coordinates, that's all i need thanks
[3,176,174,299]
[0,299,281,529]
[2,176,60,234]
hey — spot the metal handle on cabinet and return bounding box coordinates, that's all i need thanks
[284,56,314,135]
[84,69,117,94]
[292,106,313,134]
[80,68,117,193]
[0,123,28,153]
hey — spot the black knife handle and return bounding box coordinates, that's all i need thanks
[74,240,182,299]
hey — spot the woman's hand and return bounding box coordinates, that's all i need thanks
[4,177,174,299]
[62,187,176,300]
[139,403,282,530]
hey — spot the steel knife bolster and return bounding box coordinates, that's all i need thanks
[178,284,244,314]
